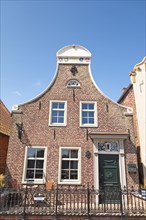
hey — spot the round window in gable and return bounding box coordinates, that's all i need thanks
[67,80,80,88]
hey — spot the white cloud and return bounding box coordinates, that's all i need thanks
[12,91,22,96]
[34,81,41,87]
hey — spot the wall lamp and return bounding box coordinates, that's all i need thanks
[16,123,23,139]
[85,150,91,159]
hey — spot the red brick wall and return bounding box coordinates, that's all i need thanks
[0,133,9,174]
[118,85,143,185]
[0,100,11,136]
[118,86,140,147]
[0,101,11,175]
[6,64,139,187]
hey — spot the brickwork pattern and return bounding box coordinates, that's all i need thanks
[118,86,140,148]
[0,100,11,174]
[0,100,11,136]
[6,64,139,187]
[118,85,142,186]
[0,134,9,174]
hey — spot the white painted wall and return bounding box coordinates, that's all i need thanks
[132,57,146,186]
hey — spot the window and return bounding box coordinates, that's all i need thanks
[23,147,47,184]
[80,101,97,127]
[59,147,81,184]
[49,101,67,126]
[67,80,80,88]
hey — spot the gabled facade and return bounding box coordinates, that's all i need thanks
[6,45,139,190]
[118,57,146,187]
[0,100,11,174]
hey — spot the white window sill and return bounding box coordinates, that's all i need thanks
[80,124,98,127]
[58,181,81,185]
[48,124,67,127]
[22,180,46,185]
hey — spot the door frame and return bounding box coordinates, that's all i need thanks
[93,139,127,190]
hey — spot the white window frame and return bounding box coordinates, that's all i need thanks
[67,79,80,88]
[80,101,98,127]
[22,146,47,184]
[58,147,81,185]
[49,100,67,126]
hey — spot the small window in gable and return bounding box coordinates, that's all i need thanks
[67,80,80,88]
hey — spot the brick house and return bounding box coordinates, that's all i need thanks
[118,57,146,188]
[6,45,139,191]
[0,100,11,174]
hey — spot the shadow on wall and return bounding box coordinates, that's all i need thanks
[124,139,140,188]
[16,123,32,146]
[5,125,32,188]
[143,165,146,188]
[5,164,18,189]
[137,146,144,186]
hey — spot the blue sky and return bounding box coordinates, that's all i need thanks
[1,0,145,111]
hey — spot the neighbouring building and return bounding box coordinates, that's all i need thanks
[6,45,139,193]
[118,57,146,188]
[0,100,11,174]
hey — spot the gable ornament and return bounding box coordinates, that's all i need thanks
[70,65,78,76]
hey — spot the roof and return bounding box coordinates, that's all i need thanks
[89,131,129,139]
[57,45,91,58]
[0,100,12,136]
[117,84,133,103]
[118,56,146,103]
[56,45,92,64]
[134,56,146,67]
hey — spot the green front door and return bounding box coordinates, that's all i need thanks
[99,154,120,203]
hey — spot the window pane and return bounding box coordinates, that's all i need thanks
[52,117,57,123]
[70,171,78,179]
[82,112,87,117]
[59,103,64,109]
[27,160,35,168]
[82,118,87,124]
[59,111,64,116]
[89,104,94,109]
[61,170,69,179]
[37,149,44,158]
[82,104,87,109]
[52,103,58,108]
[89,118,94,124]
[26,170,34,179]
[52,110,57,116]
[62,150,69,158]
[58,117,64,123]
[71,150,78,158]
[62,161,69,169]
[35,170,43,179]
[36,160,44,168]
[71,161,78,169]
[27,149,36,158]
[89,112,94,117]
